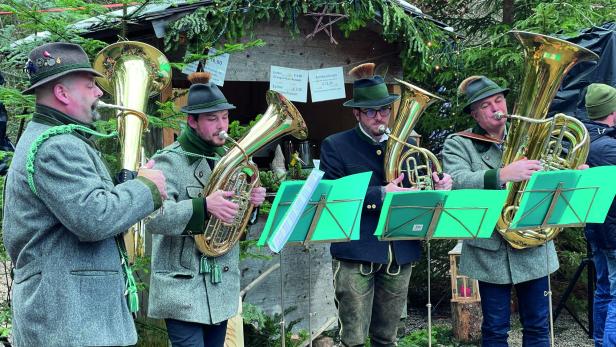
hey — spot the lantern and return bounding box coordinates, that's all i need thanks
[449,241,480,302]
[449,241,482,343]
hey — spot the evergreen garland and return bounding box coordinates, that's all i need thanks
[164,0,455,82]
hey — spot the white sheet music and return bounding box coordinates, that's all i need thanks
[268,169,325,253]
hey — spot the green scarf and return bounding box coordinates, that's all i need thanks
[177,126,226,164]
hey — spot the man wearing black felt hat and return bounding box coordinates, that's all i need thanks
[320,63,452,347]
[145,72,266,347]
[2,42,167,346]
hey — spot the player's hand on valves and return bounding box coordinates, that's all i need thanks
[577,164,589,170]
[384,173,414,192]
[499,157,542,183]
[207,190,239,224]
[250,187,266,207]
[137,159,168,200]
[433,172,453,191]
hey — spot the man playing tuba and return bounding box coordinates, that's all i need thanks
[3,42,167,347]
[145,72,266,347]
[320,63,452,347]
[443,76,555,346]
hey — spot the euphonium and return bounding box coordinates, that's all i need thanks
[93,41,172,262]
[496,31,598,249]
[195,91,308,257]
[381,79,444,189]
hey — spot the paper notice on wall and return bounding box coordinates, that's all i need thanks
[270,66,309,103]
[181,59,200,76]
[309,67,346,102]
[203,48,230,86]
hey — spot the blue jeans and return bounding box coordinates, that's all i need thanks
[590,245,616,347]
[165,319,228,347]
[479,277,550,347]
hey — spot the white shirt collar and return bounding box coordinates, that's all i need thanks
[359,123,388,143]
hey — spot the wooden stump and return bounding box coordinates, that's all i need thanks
[451,300,482,343]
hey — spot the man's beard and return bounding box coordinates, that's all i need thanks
[91,101,101,121]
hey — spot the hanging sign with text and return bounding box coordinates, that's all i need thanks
[203,48,230,86]
[309,67,346,102]
[270,65,309,103]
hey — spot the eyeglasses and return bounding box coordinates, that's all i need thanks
[360,107,392,118]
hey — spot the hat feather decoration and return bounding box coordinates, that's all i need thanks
[188,71,211,85]
[458,75,482,95]
[348,63,375,79]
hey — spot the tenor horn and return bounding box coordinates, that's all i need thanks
[382,79,444,189]
[195,91,308,257]
[94,41,172,263]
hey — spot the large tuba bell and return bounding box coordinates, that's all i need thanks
[382,79,444,189]
[195,91,308,257]
[496,31,598,249]
[93,41,172,262]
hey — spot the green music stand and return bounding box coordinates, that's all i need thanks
[510,167,616,230]
[374,189,509,347]
[505,167,616,346]
[257,171,371,347]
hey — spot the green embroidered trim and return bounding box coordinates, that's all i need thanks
[154,147,221,161]
[26,124,118,196]
[211,258,221,284]
[116,237,139,314]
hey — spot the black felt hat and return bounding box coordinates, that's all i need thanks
[180,72,236,115]
[23,42,103,94]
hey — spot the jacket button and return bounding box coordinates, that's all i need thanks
[223,266,229,272]
[376,149,382,155]
[198,171,204,177]
[372,204,376,209]
[366,204,371,209]
[198,193,203,197]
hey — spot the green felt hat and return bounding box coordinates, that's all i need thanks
[460,76,509,113]
[23,42,103,94]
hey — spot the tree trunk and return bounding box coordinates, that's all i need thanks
[503,0,514,25]
[451,301,482,343]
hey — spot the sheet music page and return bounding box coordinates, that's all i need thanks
[268,169,325,252]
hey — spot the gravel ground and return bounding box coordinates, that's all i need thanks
[401,310,594,346]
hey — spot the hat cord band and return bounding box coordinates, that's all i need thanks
[30,63,94,84]
[183,98,228,111]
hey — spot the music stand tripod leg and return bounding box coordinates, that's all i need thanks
[279,252,286,347]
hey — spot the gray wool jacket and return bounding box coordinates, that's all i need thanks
[2,106,162,347]
[146,142,240,325]
[442,127,558,285]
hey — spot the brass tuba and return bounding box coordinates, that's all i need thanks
[93,41,172,262]
[195,91,308,257]
[496,31,598,249]
[382,79,444,189]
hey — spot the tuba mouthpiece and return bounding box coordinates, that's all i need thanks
[378,125,389,135]
[218,131,230,140]
[494,111,506,120]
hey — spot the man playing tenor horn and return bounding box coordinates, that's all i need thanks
[320,63,452,347]
[146,72,266,347]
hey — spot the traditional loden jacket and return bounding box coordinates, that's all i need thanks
[442,125,558,285]
[146,141,240,325]
[2,105,162,347]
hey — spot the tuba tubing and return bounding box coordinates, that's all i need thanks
[94,41,172,263]
[496,31,597,249]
